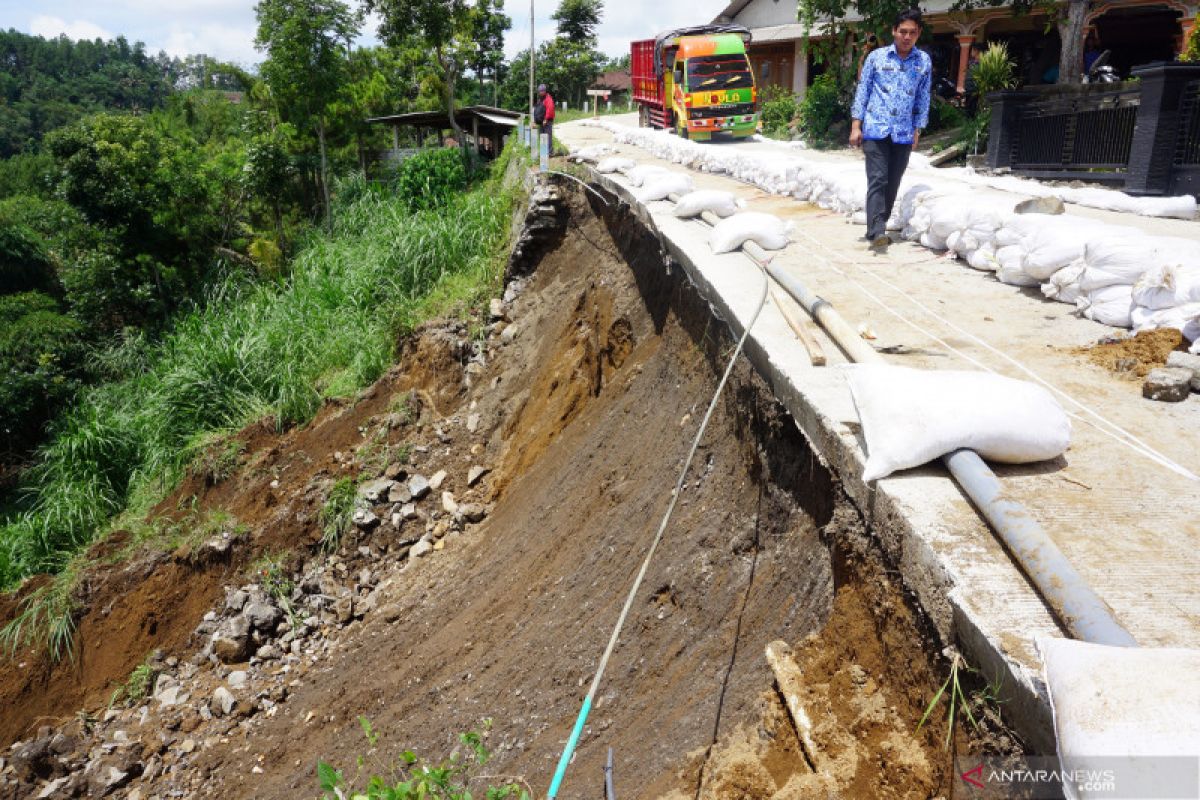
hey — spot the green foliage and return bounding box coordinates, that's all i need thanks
[320,477,358,552]
[0,223,58,295]
[0,167,517,587]
[798,73,851,147]
[1185,28,1200,63]
[552,0,604,43]
[499,40,605,110]
[917,650,980,749]
[0,30,175,158]
[391,149,470,212]
[971,42,1016,98]
[925,96,966,134]
[759,85,799,139]
[0,292,86,457]
[46,113,225,332]
[0,562,80,662]
[317,722,531,800]
[110,657,156,707]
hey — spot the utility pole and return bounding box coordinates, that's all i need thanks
[529,0,535,118]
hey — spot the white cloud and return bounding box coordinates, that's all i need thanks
[159,22,261,66]
[29,14,113,42]
[502,0,722,59]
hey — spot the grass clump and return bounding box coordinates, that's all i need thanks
[320,477,358,552]
[0,562,81,662]
[318,719,530,800]
[109,656,156,707]
[0,142,521,590]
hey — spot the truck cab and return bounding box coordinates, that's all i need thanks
[632,27,758,142]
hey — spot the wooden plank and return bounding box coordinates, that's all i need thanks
[771,289,827,366]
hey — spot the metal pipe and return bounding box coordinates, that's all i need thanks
[762,259,1136,647]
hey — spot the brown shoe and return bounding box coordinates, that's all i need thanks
[869,234,890,251]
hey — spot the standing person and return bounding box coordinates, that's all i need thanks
[534,83,556,151]
[850,8,932,251]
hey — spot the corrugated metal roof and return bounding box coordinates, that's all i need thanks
[366,105,521,127]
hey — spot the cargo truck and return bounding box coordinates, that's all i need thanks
[631,25,758,141]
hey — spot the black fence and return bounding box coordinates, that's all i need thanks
[987,63,1200,196]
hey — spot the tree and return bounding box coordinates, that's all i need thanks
[552,0,603,44]
[255,0,361,225]
[367,0,507,160]
[469,0,511,105]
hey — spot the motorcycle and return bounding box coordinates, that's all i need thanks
[1083,50,1120,84]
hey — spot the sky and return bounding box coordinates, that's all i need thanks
[0,0,720,67]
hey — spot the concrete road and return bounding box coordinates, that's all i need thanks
[556,114,1200,752]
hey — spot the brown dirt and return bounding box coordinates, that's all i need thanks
[1077,327,1186,379]
[1,177,1021,799]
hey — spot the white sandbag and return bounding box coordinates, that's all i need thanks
[709,212,792,254]
[672,189,743,219]
[1042,261,1086,304]
[570,144,613,162]
[1078,284,1134,328]
[635,172,693,203]
[596,156,635,174]
[1038,637,1200,800]
[847,364,1071,482]
[966,243,997,272]
[624,164,669,187]
[996,244,1040,287]
[1078,233,1153,290]
[1131,301,1200,334]
[919,231,947,251]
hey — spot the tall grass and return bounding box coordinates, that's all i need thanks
[0,153,520,588]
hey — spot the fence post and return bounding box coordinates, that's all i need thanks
[1125,61,1200,195]
[985,90,1027,170]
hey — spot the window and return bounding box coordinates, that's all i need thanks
[686,55,753,91]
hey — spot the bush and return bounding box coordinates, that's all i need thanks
[799,73,849,147]
[391,148,471,212]
[926,97,966,134]
[1185,28,1200,63]
[971,43,1016,99]
[759,84,799,139]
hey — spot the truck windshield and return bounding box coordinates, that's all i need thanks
[686,56,752,91]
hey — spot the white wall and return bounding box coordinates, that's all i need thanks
[732,0,797,28]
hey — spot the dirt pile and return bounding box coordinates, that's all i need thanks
[1077,327,1186,379]
[1,176,1020,799]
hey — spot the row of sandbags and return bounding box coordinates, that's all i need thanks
[573,125,1200,351]
[901,185,1200,350]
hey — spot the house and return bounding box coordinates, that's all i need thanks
[592,69,632,104]
[713,0,1196,98]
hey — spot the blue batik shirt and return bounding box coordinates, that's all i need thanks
[851,44,932,144]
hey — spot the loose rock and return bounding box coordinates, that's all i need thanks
[243,601,282,632]
[211,687,237,717]
[410,540,433,559]
[467,465,489,486]
[1014,196,1066,215]
[1165,351,1200,391]
[429,470,448,491]
[1143,367,1192,402]
[357,478,395,504]
[212,615,252,664]
[352,508,380,531]
[459,503,487,524]
[408,475,431,499]
[441,491,459,515]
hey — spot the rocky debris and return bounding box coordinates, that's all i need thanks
[408,474,431,500]
[429,470,448,491]
[352,508,380,531]
[383,461,407,480]
[467,465,489,486]
[1143,367,1192,402]
[227,670,248,689]
[357,478,395,504]
[466,412,481,433]
[211,615,252,664]
[459,503,487,524]
[1166,351,1200,391]
[211,686,237,717]
[489,298,507,322]
[441,491,459,515]
[1014,196,1066,215]
[507,181,568,280]
[388,482,412,504]
[410,540,433,559]
[243,600,282,633]
[500,324,519,344]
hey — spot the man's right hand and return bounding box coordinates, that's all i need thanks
[849,122,862,148]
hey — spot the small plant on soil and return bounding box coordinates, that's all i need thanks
[0,563,80,661]
[109,657,156,707]
[318,718,530,800]
[186,431,247,485]
[320,477,358,552]
[252,553,301,628]
[916,648,982,749]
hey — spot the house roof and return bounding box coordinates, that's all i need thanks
[366,105,521,128]
[712,0,755,23]
[592,70,631,91]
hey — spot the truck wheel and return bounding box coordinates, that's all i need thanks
[678,121,689,140]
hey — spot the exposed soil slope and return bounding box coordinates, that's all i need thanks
[1,177,1019,799]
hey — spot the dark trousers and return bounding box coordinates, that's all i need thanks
[863,136,912,239]
[539,120,554,151]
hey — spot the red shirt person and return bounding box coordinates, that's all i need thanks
[534,84,556,149]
